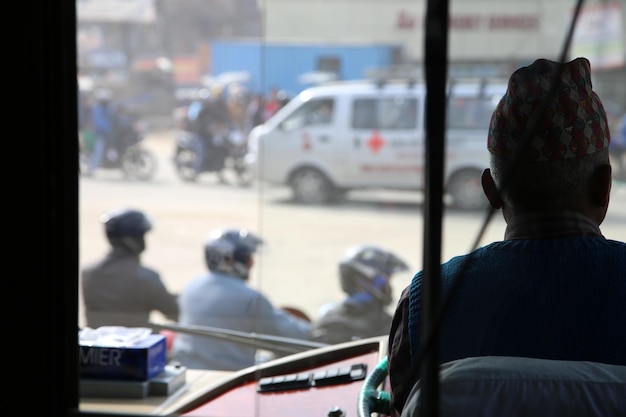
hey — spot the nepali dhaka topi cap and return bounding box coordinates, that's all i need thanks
[487,57,609,162]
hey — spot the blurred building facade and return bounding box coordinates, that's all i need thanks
[77,0,625,116]
[262,0,625,109]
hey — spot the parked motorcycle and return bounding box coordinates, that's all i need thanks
[80,120,157,181]
[172,128,252,186]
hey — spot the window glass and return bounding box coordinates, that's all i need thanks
[282,98,334,130]
[352,97,418,129]
[74,1,626,415]
[447,96,498,129]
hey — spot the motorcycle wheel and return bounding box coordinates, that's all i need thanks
[174,148,199,182]
[122,146,157,181]
[232,159,253,187]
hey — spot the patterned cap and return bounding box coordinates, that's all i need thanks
[487,57,609,161]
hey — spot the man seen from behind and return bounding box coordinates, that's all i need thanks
[387,57,626,416]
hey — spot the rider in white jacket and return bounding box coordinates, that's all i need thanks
[171,228,311,370]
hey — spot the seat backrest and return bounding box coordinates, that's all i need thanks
[401,356,626,417]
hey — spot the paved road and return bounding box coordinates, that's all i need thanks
[78,131,626,327]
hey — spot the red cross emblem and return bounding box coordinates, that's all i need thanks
[367,131,385,153]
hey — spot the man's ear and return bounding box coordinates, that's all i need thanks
[481,169,503,209]
[590,164,612,207]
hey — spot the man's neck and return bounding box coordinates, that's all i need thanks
[504,210,603,240]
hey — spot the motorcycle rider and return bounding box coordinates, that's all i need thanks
[85,88,115,177]
[81,208,179,329]
[309,245,409,344]
[171,228,311,370]
[110,102,138,159]
[190,87,232,181]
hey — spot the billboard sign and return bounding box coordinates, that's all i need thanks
[77,0,156,24]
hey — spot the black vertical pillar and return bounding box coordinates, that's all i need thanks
[420,0,449,416]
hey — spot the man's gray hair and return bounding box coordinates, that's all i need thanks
[490,149,609,210]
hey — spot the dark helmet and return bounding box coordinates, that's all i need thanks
[100,208,152,254]
[339,245,409,305]
[203,228,263,279]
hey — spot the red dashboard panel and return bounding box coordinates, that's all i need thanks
[182,351,382,417]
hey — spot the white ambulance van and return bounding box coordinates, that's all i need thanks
[245,78,507,210]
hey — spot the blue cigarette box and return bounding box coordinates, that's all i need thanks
[79,334,167,381]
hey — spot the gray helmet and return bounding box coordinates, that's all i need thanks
[101,208,152,254]
[203,228,263,279]
[339,245,409,305]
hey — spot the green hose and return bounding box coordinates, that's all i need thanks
[357,356,391,417]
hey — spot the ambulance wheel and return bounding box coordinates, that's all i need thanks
[290,167,336,205]
[447,168,487,211]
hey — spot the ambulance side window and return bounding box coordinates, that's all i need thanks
[281,99,335,130]
[447,96,498,129]
[386,98,418,129]
[353,99,378,129]
[305,99,334,125]
[352,97,418,129]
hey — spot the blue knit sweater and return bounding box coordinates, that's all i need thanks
[407,237,626,365]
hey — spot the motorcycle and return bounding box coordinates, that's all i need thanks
[80,120,157,181]
[172,128,252,186]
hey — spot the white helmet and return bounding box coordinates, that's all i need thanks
[203,228,263,279]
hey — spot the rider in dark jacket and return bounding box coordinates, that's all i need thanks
[81,208,179,329]
[309,245,409,344]
[110,103,138,157]
[191,88,232,179]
